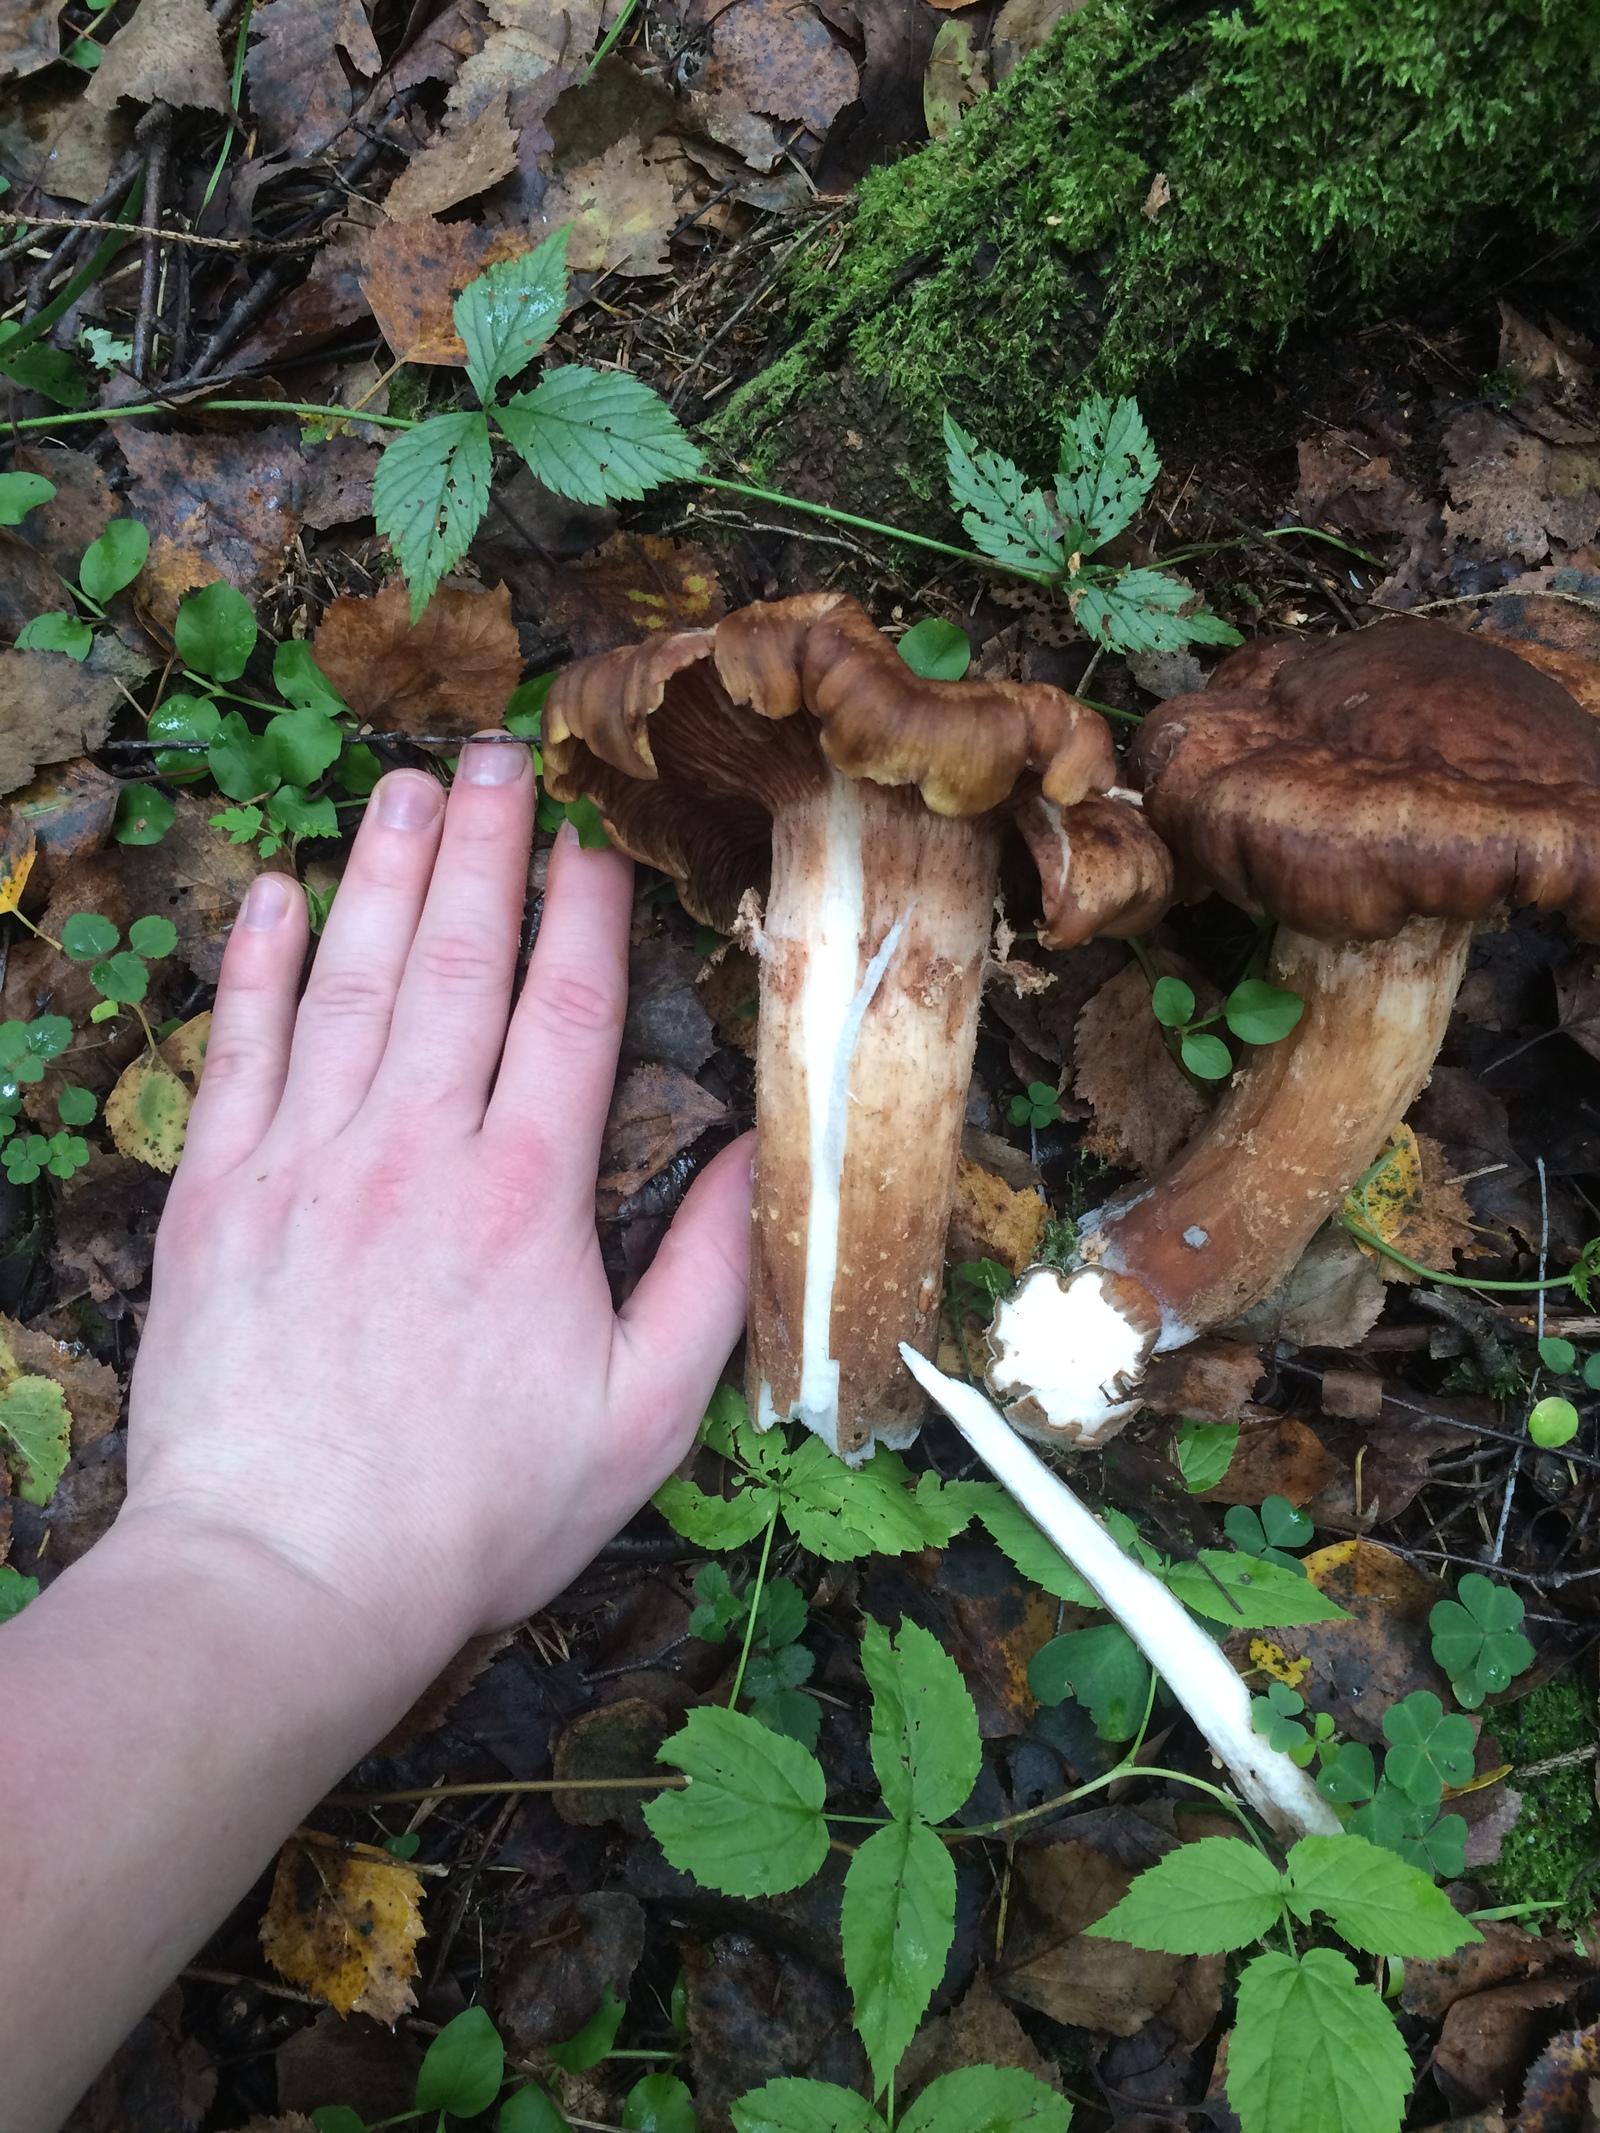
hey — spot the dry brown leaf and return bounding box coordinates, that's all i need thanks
[1195,1415,1338,1506]
[50,1148,167,1303]
[598,1063,727,1215]
[1137,1339,1265,1424]
[448,0,599,121]
[1294,427,1424,547]
[243,0,381,157]
[1403,1920,1566,2020]
[13,446,116,582]
[116,423,305,613]
[537,135,675,276]
[0,646,122,798]
[300,435,380,532]
[1434,1975,1587,2116]
[391,0,486,94]
[0,523,74,642]
[232,224,375,370]
[0,71,129,199]
[945,1154,1046,1275]
[552,1697,670,1832]
[360,216,521,366]
[374,1627,517,1755]
[999,1839,1224,2041]
[696,943,760,1054]
[545,532,725,656]
[704,0,859,135]
[84,0,230,112]
[924,18,988,142]
[0,0,65,81]
[114,796,271,983]
[1515,2016,1600,2131]
[1442,407,1600,563]
[1223,1220,1387,1349]
[1555,952,1600,1063]
[261,1830,426,2022]
[383,94,520,219]
[1074,958,1216,1174]
[312,580,523,731]
[899,1975,1064,2106]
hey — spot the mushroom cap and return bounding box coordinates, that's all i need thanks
[543,592,1140,930]
[1016,794,1176,949]
[1133,618,1600,941]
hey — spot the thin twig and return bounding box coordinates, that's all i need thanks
[2,215,322,256]
[132,109,172,382]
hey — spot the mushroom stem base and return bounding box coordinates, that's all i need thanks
[749,770,998,1461]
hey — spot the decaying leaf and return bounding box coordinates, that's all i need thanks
[116,424,306,617]
[496,1889,647,2057]
[898,1973,1064,2103]
[12,445,116,582]
[83,0,231,113]
[924,18,988,142]
[0,645,123,798]
[261,1830,427,2021]
[1434,1974,1587,2116]
[0,1312,119,1451]
[10,759,122,890]
[546,532,726,658]
[597,1063,727,1215]
[0,810,37,915]
[1224,1219,1387,1349]
[115,798,272,982]
[1346,1124,1483,1281]
[944,1154,1046,1275]
[50,1148,167,1304]
[106,1053,194,1174]
[1074,958,1216,1174]
[1554,952,1600,1064]
[232,226,377,372]
[1442,407,1600,564]
[1194,1415,1338,1506]
[1514,2015,1600,2131]
[551,1697,670,1832]
[0,0,66,83]
[312,580,524,732]
[243,0,381,157]
[696,943,760,1055]
[160,1010,211,1092]
[1137,1338,1263,1423]
[703,0,860,138]
[537,136,676,277]
[360,216,523,367]
[382,94,521,220]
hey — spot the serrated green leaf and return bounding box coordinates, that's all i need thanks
[1074,569,1239,655]
[942,411,1064,577]
[0,1375,71,1505]
[373,411,493,622]
[1054,392,1158,550]
[174,581,257,682]
[900,2065,1074,2133]
[1227,1949,1413,2133]
[499,367,701,506]
[1285,1833,1478,1958]
[731,2081,884,2133]
[79,516,149,601]
[653,1475,777,1550]
[646,1706,828,1896]
[416,2004,504,2115]
[780,1441,968,1562]
[949,1480,1097,1605]
[1084,1837,1285,1954]
[1165,1552,1349,1627]
[455,229,569,401]
[860,1616,980,1824]
[1174,1418,1239,1493]
[1028,1623,1149,1740]
[842,1818,955,2098]
[0,1561,40,1622]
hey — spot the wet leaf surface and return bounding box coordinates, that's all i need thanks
[312,579,523,731]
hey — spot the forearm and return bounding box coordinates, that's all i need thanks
[0,1509,467,2133]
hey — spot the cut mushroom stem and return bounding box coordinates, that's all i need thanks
[988,912,1474,1443]
[898,1344,1343,1842]
[753,772,999,1458]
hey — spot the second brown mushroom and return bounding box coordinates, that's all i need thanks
[543,593,1172,1460]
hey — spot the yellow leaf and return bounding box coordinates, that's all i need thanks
[260,1830,426,2022]
[1249,1638,1310,1687]
[159,1007,211,1090]
[1345,1125,1422,1252]
[105,1054,192,1172]
[0,809,37,916]
[1344,1125,1482,1283]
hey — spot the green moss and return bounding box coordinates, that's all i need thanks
[719,0,1600,488]
[1484,1681,1600,1925]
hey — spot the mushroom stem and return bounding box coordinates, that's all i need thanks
[1081,914,1475,1340]
[898,1345,1343,1842]
[750,769,1000,1460]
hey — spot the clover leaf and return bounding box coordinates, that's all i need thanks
[1381,1691,1475,1807]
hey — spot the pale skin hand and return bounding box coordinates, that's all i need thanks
[0,740,752,2132]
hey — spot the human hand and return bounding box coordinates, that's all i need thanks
[123,740,753,1653]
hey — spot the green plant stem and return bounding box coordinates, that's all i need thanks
[583,0,635,79]
[727,1506,777,1709]
[1072,693,1143,725]
[1342,1214,1583,1292]
[198,0,254,217]
[180,672,295,715]
[0,397,414,433]
[951,1762,1269,1853]
[696,474,1057,583]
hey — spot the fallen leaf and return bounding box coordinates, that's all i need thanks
[1295,426,1424,546]
[1434,1974,1586,2116]
[704,0,860,137]
[50,1148,167,1303]
[13,446,115,581]
[623,936,716,1076]
[945,1154,1046,1275]
[449,0,601,123]
[0,69,129,200]
[0,523,75,642]
[991,0,1084,79]
[998,1839,1224,2040]
[0,1363,70,1505]
[545,532,724,657]
[373,1626,517,1755]
[0,646,122,797]
[243,0,381,157]
[391,0,486,94]
[0,811,36,915]
[261,1830,427,2022]
[1250,1538,1453,1744]
[1446,578,1600,714]
[116,423,305,614]
[898,1974,1064,2105]
[1498,302,1594,396]
[1443,408,1600,564]
[1403,1920,1566,2020]
[551,1697,670,1832]
[924,18,987,142]
[106,1054,194,1174]
[496,1890,646,2056]
[696,943,760,1054]
[273,2010,423,2118]
[1223,1219,1387,1348]
[0,1314,119,1451]
[312,580,523,731]
[548,53,678,171]
[538,135,676,276]
[1075,958,1216,1174]
[83,0,231,113]
[1554,952,1600,1064]
[383,93,520,219]
[683,1928,870,2127]
[598,1063,727,1215]
[1194,1414,1339,1506]
[56,1983,215,2133]
[1516,2016,1600,2132]
[360,215,513,366]
[0,0,65,82]
[9,759,120,895]
[231,224,375,370]
[1137,1339,1264,1424]
[114,797,272,982]
[1347,1123,1484,1281]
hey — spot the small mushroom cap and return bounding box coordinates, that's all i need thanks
[1016,794,1177,949]
[543,593,1127,928]
[1134,618,1600,941]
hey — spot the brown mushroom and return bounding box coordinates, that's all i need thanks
[984,618,1600,1444]
[542,593,1174,1459]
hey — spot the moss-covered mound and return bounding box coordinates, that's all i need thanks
[718,0,1600,494]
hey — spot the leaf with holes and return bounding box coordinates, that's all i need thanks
[499,366,702,507]
[373,411,493,622]
[455,229,569,401]
[943,411,1063,577]
[860,1616,980,1824]
[1055,392,1159,550]
[645,1705,828,1897]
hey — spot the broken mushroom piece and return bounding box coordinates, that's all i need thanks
[542,594,1173,1460]
[899,1345,1342,1841]
[989,619,1600,1446]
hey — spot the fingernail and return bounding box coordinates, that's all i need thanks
[460,735,530,787]
[241,871,298,931]
[376,770,445,828]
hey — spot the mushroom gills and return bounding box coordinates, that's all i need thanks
[751,768,999,1461]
